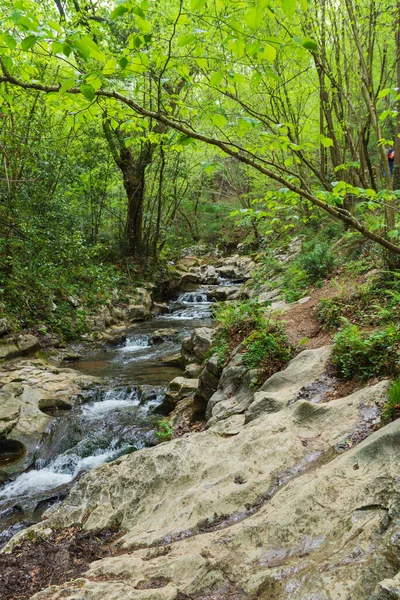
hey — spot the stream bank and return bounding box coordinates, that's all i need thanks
[0,255,247,551]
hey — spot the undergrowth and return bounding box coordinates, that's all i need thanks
[331,323,400,379]
[210,300,295,383]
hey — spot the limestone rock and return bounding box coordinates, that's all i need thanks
[157,377,199,414]
[206,351,259,425]
[210,286,242,301]
[151,329,179,344]
[181,327,214,365]
[23,380,398,600]
[0,360,100,477]
[0,334,40,361]
[195,354,223,411]
[184,363,203,378]
[215,255,255,280]
[245,346,332,422]
[0,317,12,338]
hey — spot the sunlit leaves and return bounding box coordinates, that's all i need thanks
[281,0,297,17]
[21,35,36,51]
[80,84,96,101]
[111,5,129,19]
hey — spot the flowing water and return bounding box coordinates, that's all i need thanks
[0,290,215,546]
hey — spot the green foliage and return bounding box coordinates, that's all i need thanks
[297,242,337,284]
[318,271,400,331]
[280,265,309,302]
[332,323,400,379]
[382,376,400,421]
[156,419,174,442]
[211,300,294,380]
[211,300,265,367]
[242,324,294,379]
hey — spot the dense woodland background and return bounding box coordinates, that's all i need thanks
[1,0,400,337]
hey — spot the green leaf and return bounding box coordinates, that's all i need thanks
[63,43,72,56]
[211,113,227,127]
[281,0,296,17]
[302,38,318,51]
[111,5,129,19]
[136,17,151,34]
[378,88,392,99]
[21,35,37,51]
[86,75,102,90]
[262,44,276,62]
[245,7,262,31]
[190,0,207,11]
[51,41,64,55]
[178,33,196,47]
[59,79,76,94]
[228,38,245,59]
[1,34,17,50]
[48,20,63,33]
[119,56,129,69]
[320,136,334,148]
[210,71,223,86]
[80,84,96,101]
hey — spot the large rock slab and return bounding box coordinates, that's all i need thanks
[20,380,398,600]
[0,334,40,361]
[245,345,332,422]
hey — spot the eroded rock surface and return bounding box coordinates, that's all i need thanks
[0,360,100,477]
[4,341,400,600]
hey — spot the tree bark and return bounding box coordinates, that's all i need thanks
[394,0,400,191]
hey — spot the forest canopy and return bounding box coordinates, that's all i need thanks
[1,0,400,330]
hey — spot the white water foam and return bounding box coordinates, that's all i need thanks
[120,334,150,352]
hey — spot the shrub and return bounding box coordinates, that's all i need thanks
[331,323,400,379]
[281,265,309,302]
[211,300,265,367]
[156,419,173,442]
[242,323,294,380]
[298,242,337,284]
[211,300,295,379]
[382,376,400,421]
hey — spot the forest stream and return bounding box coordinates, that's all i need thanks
[0,287,227,548]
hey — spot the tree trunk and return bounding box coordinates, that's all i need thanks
[394,0,400,191]
[120,144,153,258]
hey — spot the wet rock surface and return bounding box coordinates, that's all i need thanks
[6,346,396,600]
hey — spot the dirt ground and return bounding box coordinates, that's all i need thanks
[282,271,370,350]
[0,527,121,600]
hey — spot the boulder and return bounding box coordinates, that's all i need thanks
[0,334,40,361]
[215,255,256,280]
[181,327,214,365]
[21,380,399,600]
[206,351,259,425]
[151,329,179,344]
[176,255,205,270]
[157,377,199,414]
[209,286,242,301]
[245,345,332,423]
[153,302,169,316]
[160,352,184,369]
[128,305,150,321]
[195,354,223,411]
[184,363,203,378]
[0,317,12,338]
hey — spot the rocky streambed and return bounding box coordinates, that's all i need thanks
[2,252,400,600]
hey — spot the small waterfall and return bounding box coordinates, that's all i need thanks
[0,387,160,503]
[167,290,212,320]
[120,334,151,352]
